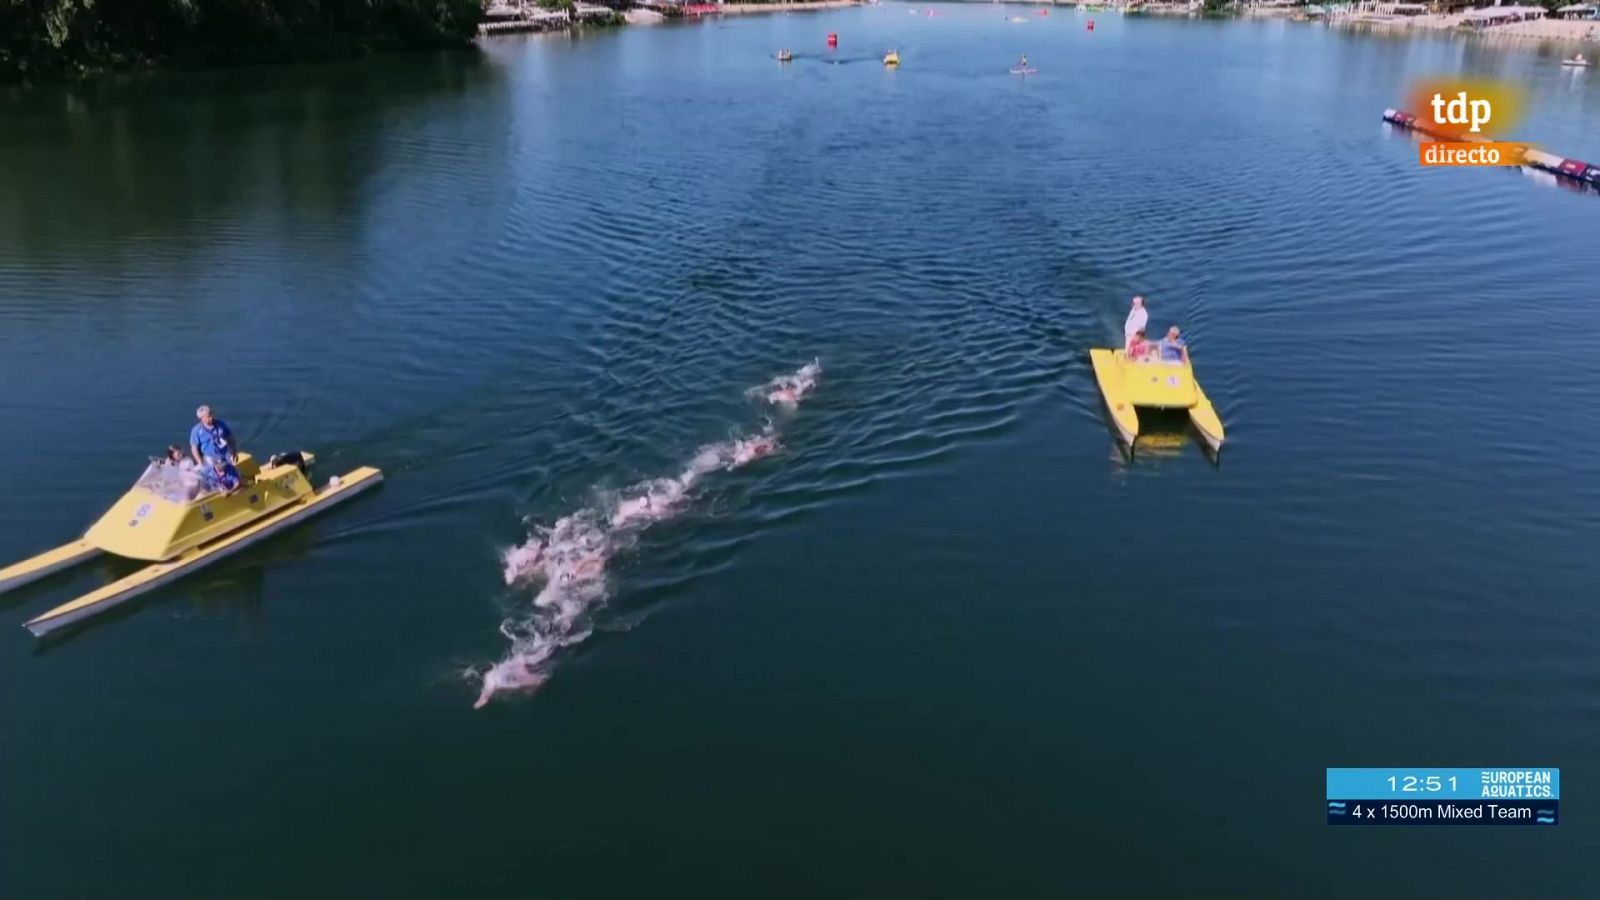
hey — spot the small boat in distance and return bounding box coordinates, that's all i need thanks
[777,49,794,62]
[883,49,901,67]
[1561,54,1589,68]
[1089,348,1224,455]
[1,450,382,636]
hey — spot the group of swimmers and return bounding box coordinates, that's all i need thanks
[503,426,785,592]
[1122,295,1189,364]
[479,361,821,709]
[159,404,243,498]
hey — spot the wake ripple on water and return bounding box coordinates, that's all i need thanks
[472,361,819,709]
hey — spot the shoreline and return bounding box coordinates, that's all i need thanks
[717,0,862,13]
[484,2,1596,51]
[496,0,862,35]
[1326,13,1600,47]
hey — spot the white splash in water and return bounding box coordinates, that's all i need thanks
[749,358,822,408]
[727,424,780,470]
[477,363,817,708]
[473,654,548,709]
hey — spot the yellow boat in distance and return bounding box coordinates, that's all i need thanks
[1089,348,1225,454]
[883,49,900,67]
[0,451,381,637]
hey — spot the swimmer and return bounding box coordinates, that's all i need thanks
[750,359,822,408]
[610,494,655,529]
[656,475,691,506]
[610,475,690,528]
[559,555,606,584]
[474,656,545,709]
[729,434,780,469]
[502,539,547,585]
[545,530,608,581]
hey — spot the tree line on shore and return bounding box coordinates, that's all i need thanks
[1,0,485,82]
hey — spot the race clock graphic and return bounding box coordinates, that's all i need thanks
[1327,768,1558,826]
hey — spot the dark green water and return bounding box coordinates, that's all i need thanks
[2,7,1597,896]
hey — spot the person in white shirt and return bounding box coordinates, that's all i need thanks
[1123,295,1148,349]
[164,445,205,500]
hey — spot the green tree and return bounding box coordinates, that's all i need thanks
[1,0,483,81]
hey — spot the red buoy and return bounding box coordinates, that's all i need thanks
[827,32,838,47]
[1087,19,1095,30]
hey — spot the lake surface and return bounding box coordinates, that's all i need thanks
[2,6,1597,896]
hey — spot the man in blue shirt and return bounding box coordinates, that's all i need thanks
[1158,326,1189,364]
[189,405,239,466]
[203,458,242,495]
[203,458,240,493]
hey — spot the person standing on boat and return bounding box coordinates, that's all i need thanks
[1123,295,1148,348]
[189,405,239,467]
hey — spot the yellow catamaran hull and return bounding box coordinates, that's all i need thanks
[1089,348,1225,454]
[0,540,101,595]
[4,451,382,637]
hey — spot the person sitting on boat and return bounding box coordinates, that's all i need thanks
[1157,326,1189,364]
[165,445,198,471]
[190,405,239,467]
[1126,329,1152,360]
[202,457,243,496]
[1123,295,1148,348]
[1019,54,1029,67]
[163,445,206,499]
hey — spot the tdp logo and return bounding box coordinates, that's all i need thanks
[1431,91,1492,134]
[1406,78,1524,141]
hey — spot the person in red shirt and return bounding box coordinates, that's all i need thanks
[1126,329,1151,360]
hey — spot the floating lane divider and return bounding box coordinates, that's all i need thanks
[1382,108,1600,190]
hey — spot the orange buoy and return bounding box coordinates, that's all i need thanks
[827,32,838,47]
[1087,19,1095,30]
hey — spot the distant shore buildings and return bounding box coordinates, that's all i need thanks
[475,0,1599,39]
[480,0,626,34]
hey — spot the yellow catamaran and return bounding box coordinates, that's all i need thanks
[1089,348,1225,454]
[1,451,381,637]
